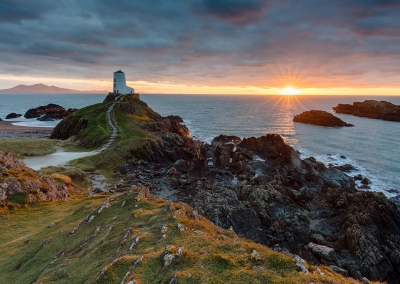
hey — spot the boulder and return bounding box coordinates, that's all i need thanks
[293,110,353,127]
[5,112,22,119]
[307,242,336,261]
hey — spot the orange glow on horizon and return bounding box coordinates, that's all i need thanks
[0,74,399,96]
[278,86,302,95]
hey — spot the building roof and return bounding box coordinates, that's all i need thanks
[114,70,124,73]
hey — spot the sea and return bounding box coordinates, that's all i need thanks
[1,93,399,198]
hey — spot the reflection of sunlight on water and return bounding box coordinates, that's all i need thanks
[266,95,305,146]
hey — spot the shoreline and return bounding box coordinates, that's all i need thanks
[0,121,53,138]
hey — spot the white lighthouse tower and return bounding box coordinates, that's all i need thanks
[113,70,135,95]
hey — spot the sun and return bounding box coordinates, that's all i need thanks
[279,86,302,95]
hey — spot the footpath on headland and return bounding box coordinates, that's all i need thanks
[23,103,117,170]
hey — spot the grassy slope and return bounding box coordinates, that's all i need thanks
[61,102,113,151]
[69,98,157,177]
[0,189,366,284]
[0,138,57,159]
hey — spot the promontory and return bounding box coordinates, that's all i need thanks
[332,100,400,122]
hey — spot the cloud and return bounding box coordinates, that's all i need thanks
[193,0,270,24]
[0,0,400,90]
[0,0,52,23]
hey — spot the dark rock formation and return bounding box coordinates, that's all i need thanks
[330,164,357,173]
[24,103,65,118]
[37,108,77,121]
[50,115,88,140]
[142,115,191,137]
[118,130,400,283]
[5,112,22,119]
[293,110,353,127]
[333,100,400,122]
[0,152,69,206]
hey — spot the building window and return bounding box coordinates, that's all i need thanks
[114,84,116,87]
[114,79,116,82]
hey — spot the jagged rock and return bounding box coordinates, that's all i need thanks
[333,100,400,122]
[361,277,370,284]
[250,249,261,261]
[307,243,335,261]
[331,164,356,173]
[24,103,65,119]
[361,177,371,185]
[239,134,301,167]
[5,112,22,119]
[169,274,178,284]
[0,151,69,205]
[48,222,57,228]
[50,115,88,140]
[37,108,77,121]
[354,174,363,181]
[329,265,348,276]
[142,115,190,136]
[211,134,242,147]
[294,110,354,127]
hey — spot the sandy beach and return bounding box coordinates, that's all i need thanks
[0,121,53,138]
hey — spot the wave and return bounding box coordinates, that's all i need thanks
[295,147,399,198]
[12,120,59,128]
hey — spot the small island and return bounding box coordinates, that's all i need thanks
[293,110,354,127]
[332,100,400,122]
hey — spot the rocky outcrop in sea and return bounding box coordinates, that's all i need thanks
[5,112,22,119]
[24,103,77,121]
[333,100,400,122]
[293,110,353,127]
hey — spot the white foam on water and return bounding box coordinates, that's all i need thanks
[12,119,59,128]
[296,146,399,198]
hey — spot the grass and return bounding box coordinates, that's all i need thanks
[67,97,157,177]
[60,103,113,151]
[0,138,57,158]
[37,166,88,188]
[0,189,369,284]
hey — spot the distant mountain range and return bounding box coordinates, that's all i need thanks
[0,84,107,94]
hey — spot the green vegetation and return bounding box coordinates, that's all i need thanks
[37,166,88,188]
[0,138,57,158]
[61,102,113,151]
[66,97,157,177]
[0,189,364,284]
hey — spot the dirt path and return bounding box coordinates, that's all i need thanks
[23,103,118,170]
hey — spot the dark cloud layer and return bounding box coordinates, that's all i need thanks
[1,0,400,90]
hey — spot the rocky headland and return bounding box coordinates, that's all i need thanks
[47,94,400,283]
[333,100,400,122]
[293,110,354,127]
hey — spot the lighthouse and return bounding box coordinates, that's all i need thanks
[113,70,135,95]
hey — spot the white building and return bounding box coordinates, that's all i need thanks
[113,70,135,94]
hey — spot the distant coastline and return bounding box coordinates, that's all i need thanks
[0,83,107,94]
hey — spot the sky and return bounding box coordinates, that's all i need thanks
[1,0,400,95]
